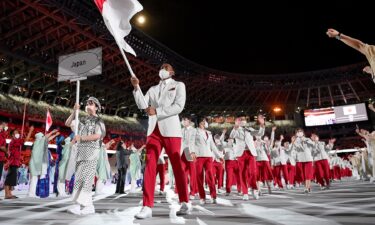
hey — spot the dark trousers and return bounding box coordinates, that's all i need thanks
[116,167,127,193]
[0,161,4,180]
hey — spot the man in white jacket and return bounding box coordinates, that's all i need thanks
[230,115,265,200]
[220,129,242,196]
[189,117,223,204]
[311,133,335,189]
[180,116,198,199]
[131,63,190,219]
[291,128,314,194]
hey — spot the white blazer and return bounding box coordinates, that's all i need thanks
[291,137,314,162]
[312,141,333,161]
[181,126,194,161]
[189,128,222,159]
[285,145,297,166]
[133,78,186,137]
[229,126,265,157]
[271,145,288,165]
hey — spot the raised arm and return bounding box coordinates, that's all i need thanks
[326,28,367,55]
[25,126,34,142]
[65,104,80,127]
[48,132,60,142]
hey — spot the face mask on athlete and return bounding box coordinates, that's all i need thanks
[240,120,247,127]
[15,133,20,139]
[296,131,304,137]
[159,69,170,80]
[204,121,209,129]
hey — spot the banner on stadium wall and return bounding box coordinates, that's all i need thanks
[58,47,102,82]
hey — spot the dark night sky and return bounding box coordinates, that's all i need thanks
[136,0,374,74]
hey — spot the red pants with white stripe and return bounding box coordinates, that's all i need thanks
[287,163,296,185]
[143,125,189,207]
[181,153,198,196]
[196,157,216,200]
[212,160,224,189]
[225,160,241,193]
[237,150,258,194]
[156,163,166,191]
[314,159,330,187]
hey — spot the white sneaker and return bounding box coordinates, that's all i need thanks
[176,202,192,216]
[135,206,152,219]
[67,204,81,215]
[370,177,375,183]
[212,198,217,204]
[81,205,95,215]
[199,199,205,205]
[225,192,230,196]
[189,195,195,200]
[286,184,291,189]
[158,191,165,196]
[242,194,249,201]
[252,190,259,200]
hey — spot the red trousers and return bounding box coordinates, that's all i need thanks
[237,150,258,194]
[143,125,188,207]
[212,161,224,189]
[314,159,330,187]
[256,161,273,182]
[296,162,313,181]
[287,163,296,185]
[196,157,216,200]
[156,163,166,191]
[181,153,198,196]
[225,160,241,193]
[333,166,341,180]
[273,164,289,188]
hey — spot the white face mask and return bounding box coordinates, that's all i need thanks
[240,120,247,127]
[255,136,261,141]
[263,137,269,141]
[297,132,303,137]
[204,121,209,129]
[15,134,20,139]
[159,69,170,80]
[4,126,8,131]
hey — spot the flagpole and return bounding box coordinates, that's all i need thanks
[21,102,27,138]
[75,80,80,135]
[115,40,148,108]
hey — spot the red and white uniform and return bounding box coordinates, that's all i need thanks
[190,128,222,200]
[230,126,265,195]
[291,137,314,182]
[221,137,241,194]
[255,132,273,183]
[133,78,189,207]
[181,125,197,197]
[312,141,333,187]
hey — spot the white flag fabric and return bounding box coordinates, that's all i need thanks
[94,0,143,56]
[343,105,356,115]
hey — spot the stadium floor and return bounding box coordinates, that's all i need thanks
[0,179,374,225]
